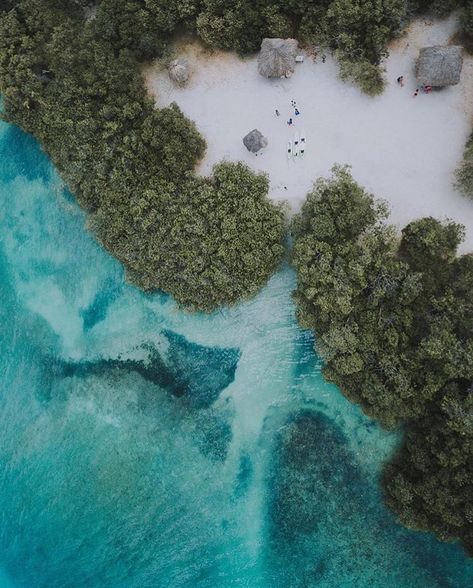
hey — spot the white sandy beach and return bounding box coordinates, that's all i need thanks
[144,15,473,251]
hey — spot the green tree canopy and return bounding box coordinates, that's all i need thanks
[92,162,286,311]
[0,0,286,311]
[384,382,473,557]
[292,167,473,553]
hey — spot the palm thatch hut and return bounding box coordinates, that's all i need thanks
[243,129,268,153]
[416,46,463,87]
[168,59,189,86]
[258,38,298,78]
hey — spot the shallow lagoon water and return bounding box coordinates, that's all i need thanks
[0,119,472,587]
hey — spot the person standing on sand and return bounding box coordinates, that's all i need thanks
[295,108,300,116]
[275,109,280,116]
[287,117,293,126]
[322,54,326,63]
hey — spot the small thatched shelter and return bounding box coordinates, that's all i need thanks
[416,46,463,87]
[258,38,298,78]
[243,129,268,153]
[168,59,189,86]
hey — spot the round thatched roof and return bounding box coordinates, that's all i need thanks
[416,46,463,87]
[258,38,298,78]
[168,59,189,86]
[243,129,268,153]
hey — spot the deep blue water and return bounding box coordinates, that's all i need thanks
[0,119,472,587]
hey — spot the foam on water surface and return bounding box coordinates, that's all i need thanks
[0,119,472,587]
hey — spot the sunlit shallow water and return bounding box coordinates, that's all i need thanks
[0,119,472,587]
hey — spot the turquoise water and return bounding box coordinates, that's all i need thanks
[0,118,472,587]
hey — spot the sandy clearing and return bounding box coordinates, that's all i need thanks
[143,14,473,252]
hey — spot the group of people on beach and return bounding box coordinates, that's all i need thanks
[274,100,301,126]
[285,100,301,126]
[273,99,307,161]
[280,100,306,160]
[397,75,432,96]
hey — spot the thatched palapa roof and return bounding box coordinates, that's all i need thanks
[416,46,463,87]
[258,38,298,78]
[243,129,268,152]
[168,59,189,86]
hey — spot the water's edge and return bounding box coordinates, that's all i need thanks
[0,120,471,587]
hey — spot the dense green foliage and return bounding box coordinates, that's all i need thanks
[91,0,408,65]
[92,162,286,310]
[89,0,473,66]
[0,0,286,311]
[384,382,473,555]
[338,58,386,96]
[456,132,473,199]
[87,0,409,93]
[292,166,473,553]
[292,166,472,426]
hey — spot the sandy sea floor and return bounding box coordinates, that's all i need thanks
[144,14,473,252]
[1,119,472,587]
